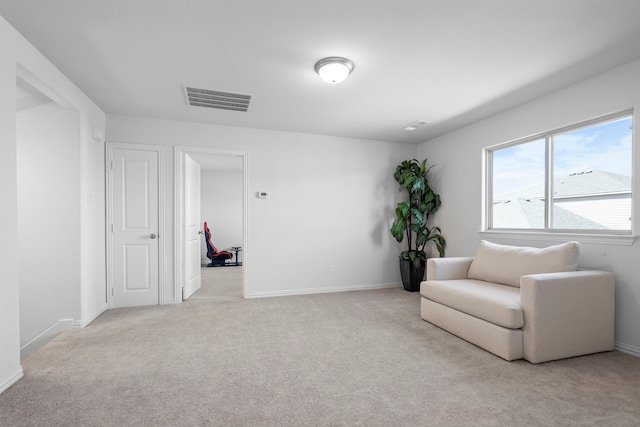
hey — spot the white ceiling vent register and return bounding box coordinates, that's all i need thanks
[184,86,252,112]
[403,120,430,131]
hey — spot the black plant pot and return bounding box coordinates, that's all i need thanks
[399,258,426,292]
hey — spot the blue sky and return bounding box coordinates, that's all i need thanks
[492,116,632,196]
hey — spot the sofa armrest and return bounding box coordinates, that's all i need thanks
[520,270,615,363]
[426,257,474,281]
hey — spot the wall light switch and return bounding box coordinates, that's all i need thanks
[257,191,270,198]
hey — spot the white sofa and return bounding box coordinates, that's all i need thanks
[420,240,615,363]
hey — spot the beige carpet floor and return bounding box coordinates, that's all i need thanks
[194,265,244,300]
[1,268,640,426]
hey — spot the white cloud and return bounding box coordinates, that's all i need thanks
[492,116,632,195]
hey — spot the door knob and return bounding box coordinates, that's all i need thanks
[150,233,157,239]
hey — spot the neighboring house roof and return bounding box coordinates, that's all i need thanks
[493,197,607,229]
[496,170,631,201]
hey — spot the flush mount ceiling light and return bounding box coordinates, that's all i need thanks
[314,57,355,84]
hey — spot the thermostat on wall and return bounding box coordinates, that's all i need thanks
[257,191,270,199]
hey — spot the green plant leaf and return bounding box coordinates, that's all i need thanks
[408,223,420,233]
[412,176,424,193]
[390,220,405,242]
[412,208,424,224]
[423,191,435,203]
[396,201,410,218]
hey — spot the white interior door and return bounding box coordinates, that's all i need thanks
[183,154,201,300]
[112,147,160,307]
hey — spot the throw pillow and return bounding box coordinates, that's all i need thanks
[467,240,581,287]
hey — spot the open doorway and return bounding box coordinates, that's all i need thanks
[174,147,248,301]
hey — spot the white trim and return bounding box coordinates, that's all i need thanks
[479,230,637,246]
[242,153,249,299]
[0,368,24,395]
[106,142,165,308]
[615,341,640,358]
[105,143,113,307]
[173,147,183,304]
[158,147,165,305]
[17,64,74,110]
[248,283,402,299]
[78,304,108,328]
[173,146,249,302]
[20,319,73,360]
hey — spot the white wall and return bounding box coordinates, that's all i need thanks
[0,13,106,394]
[201,170,243,264]
[107,115,417,299]
[418,58,640,355]
[0,20,21,393]
[17,102,80,357]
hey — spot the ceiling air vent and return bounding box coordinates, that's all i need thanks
[403,120,430,131]
[184,86,251,112]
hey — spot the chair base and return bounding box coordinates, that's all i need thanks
[207,259,227,267]
[206,260,241,267]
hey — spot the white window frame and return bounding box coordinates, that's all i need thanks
[482,110,637,246]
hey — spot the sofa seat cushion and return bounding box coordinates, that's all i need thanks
[421,279,523,329]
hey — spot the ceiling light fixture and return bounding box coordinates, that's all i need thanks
[314,57,355,84]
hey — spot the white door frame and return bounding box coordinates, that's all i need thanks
[182,153,202,300]
[174,146,249,300]
[106,142,165,308]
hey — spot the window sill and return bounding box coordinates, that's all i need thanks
[479,230,637,246]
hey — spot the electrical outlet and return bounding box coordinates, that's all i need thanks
[329,264,335,274]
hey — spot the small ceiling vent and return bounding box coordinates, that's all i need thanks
[403,120,430,131]
[184,86,251,112]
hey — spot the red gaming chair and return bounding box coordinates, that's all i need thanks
[204,221,233,267]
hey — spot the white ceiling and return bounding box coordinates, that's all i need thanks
[2,1,640,144]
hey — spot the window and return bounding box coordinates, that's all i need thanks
[487,112,633,234]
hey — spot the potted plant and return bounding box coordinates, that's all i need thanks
[390,159,446,291]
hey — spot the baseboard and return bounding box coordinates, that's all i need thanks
[77,304,108,328]
[615,341,640,358]
[0,367,24,395]
[248,282,402,298]
[20,319,74,360]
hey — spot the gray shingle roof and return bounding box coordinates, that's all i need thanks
[496,170,631,201]
[493,197,608,230]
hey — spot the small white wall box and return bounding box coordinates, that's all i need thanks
[257,191,270,198]
[92,126,105,143]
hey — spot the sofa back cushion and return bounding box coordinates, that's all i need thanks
[467,240,581,287]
